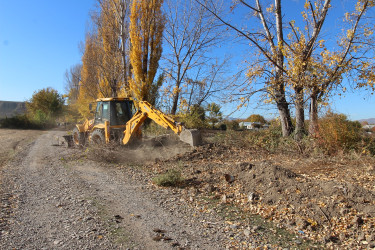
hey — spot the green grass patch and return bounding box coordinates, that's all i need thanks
[152,169,183,187]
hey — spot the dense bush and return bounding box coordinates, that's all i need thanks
[176,105,208,129]
[246,122,285,152]
[224,120,240,131]
[27,87,64,127]
[360,136,375,156]
[210,113,374,157]
[218,123,227,130]
[316,112,362,155]
[0,115,41,129]
[211,122,286,152]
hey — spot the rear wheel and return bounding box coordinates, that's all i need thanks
[91,129,105,144]
[73,128,86,146]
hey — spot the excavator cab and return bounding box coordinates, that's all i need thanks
[93,99,135,126]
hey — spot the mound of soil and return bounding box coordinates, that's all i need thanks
[152,142,375,247]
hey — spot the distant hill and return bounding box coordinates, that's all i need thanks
[0,101,26,118]
[358,118,375,124]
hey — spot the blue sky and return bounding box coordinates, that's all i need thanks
[0,0,374,121]
[0,0,95,101]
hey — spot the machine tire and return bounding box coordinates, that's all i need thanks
[91,129,105,144]
[73,127,86,146]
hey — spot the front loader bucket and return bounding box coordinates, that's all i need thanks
[179,129,201,147]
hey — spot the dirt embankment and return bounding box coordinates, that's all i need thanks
[154,142,375,248]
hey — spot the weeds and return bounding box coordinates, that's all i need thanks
[152,169,183,187]
[0,115,42,129]
[316,112,362,155]
[207,112,375,157]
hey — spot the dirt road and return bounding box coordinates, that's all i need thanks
[0,130,229,249]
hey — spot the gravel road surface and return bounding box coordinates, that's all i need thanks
[0,130,228,249]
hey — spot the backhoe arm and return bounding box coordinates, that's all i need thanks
[122,101,184,145]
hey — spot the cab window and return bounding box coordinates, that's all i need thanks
[95,102,103,119]
[102,103,109,120]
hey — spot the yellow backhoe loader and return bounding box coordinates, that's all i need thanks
[70,97,201,147]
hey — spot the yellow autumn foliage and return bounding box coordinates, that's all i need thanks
[129,0,165,103]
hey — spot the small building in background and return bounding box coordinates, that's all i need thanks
[363,124,375,130]
[239,121,267,130]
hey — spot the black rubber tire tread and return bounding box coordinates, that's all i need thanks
[73,128,86,146]
[90,129,105,144]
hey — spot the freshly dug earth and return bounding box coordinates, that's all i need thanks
[153,140,375,248]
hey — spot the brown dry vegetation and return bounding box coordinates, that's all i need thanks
[71,127,375,247]
[145,130,375,248]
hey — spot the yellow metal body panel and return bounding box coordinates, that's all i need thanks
[76,119,94,133]
[122,101,183,145]
[104,121,110,143]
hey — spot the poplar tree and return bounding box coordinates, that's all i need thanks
[78,33,101,118]
[77,0,131,117]
[96,0,125,97]
[129,0,165,104]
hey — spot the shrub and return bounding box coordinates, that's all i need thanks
[316,112,361,155]
[246,123,284,152]
[359,134,375,156]
[27,87,64,127]
[152,169,183,187]
[225,120,239,131]
[176,105,208,129]
[0,115,41,129]
[218,123,227,130]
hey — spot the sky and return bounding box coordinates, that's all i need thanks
[0,0,96,102]
[0,0,374,121]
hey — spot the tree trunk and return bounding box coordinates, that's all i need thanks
[274,82,293,137]
[309,92,319,136]
[294,86,305,140]
[274,0,293,137]
[171,65,182,115]
[276,97,293,137]
[171,90,180,115]
[111,82,118,97]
